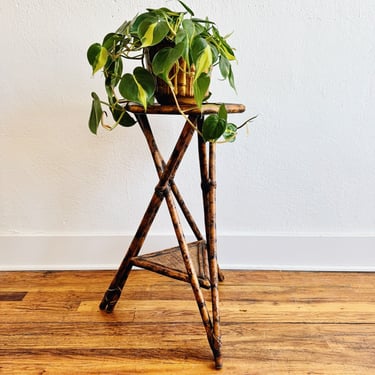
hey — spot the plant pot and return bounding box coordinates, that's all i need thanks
[145,44,198,106]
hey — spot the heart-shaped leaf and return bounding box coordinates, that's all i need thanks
[175,19,196,65]
[218,103,227,121]
[88,92,103,134]
[228,64,236,91]
[102,33,122,51]
[152,42,184,83]
[223,123,237,142]
[193,72,210,108]
[191,37,212,81]
[138,17,169,47]
[111,105,136,127]
[87,43,108,74]
[219,55,230,80]
[202,114,226,142]
[178,0,194,16]
[105,57,123,87]
[119,67,155,109]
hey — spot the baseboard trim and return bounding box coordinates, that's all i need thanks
[0,234,374,271]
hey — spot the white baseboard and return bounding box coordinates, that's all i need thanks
[0,234,374,272]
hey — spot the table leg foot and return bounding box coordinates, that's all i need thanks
[214,355,223,370]
[208,331,222,369]
[99,286,122,313]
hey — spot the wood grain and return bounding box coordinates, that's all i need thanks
[1,270,375,374]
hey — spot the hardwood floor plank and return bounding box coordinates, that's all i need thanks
[1,270,375,374]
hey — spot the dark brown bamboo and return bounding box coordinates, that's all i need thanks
[197,124,225,283]
[100,104,245,368]
[196,120,223,368]
[207,141,222,369]
[99,118,195,313]
[162,178,216,348]
[130,240,211,288]
[131,258,211,289]
[126,102,246,115]
[147,115,218,363]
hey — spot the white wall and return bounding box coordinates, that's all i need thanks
[1,0,375,270]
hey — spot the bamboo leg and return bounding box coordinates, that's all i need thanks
[160,115,219,367]
[164,174,216,359]
[198,125,225,282]
[99,191,164,312]
[197,119,223,368]
[138,114,221,367]
[99,117,196,313]
[207,141,222,369]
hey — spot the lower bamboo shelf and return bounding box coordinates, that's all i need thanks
[130,240,211,289]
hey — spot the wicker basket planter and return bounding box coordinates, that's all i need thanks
[145,45,198,105]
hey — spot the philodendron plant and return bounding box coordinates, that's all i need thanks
[87,0,253,142]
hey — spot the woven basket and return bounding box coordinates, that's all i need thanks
[145,45,198,105]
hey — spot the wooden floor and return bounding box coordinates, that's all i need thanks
[0,270,374,374]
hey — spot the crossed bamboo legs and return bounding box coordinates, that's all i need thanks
[99,114,223,369]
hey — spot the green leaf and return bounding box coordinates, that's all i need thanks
[228,64,236,91]
[111,105,136,127]
[119,74,138,101]
[175,28,186,45]
[218,104,227,121]
[133,67,155,103]
[192,21,205,36]
[193,72,210,108]
[102,33,122,51]
[202,114,226,142]
[175,29,189,65]
[191,18,215,25]
[182,18,195,38]
[191,37,207,63]
[223,123,237,142]
[152,42,184,83]
[87,43,108,74]
[175,19,195,65]
[219,56,230,79]
[104,57,123,87]
[88,92,103,134]
[210,45,219,64]
[138,18,169,47]
[105,86,115,105]
[178,0,195,16]
[116,20,132,35]
[119,67,155,109]
[191,37,212,81]
[149,7,182,18]
[130,12,152,34]
[220,38,236,61]
[212,26,236,61]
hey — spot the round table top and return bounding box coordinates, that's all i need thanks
[125,102,246,115]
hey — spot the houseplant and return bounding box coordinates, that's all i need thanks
[87,0,253,142]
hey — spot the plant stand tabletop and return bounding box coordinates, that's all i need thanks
[99,103,246,369]
[124,102,246,115]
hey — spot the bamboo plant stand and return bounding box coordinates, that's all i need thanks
[99,103,246,369]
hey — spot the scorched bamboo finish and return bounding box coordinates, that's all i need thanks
[98,104,246,368]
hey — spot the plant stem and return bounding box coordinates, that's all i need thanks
[236,115,257,130]
[168,82,204,138]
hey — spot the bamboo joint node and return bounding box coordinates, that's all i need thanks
[154,186,169,198]
[201,180,217,191]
